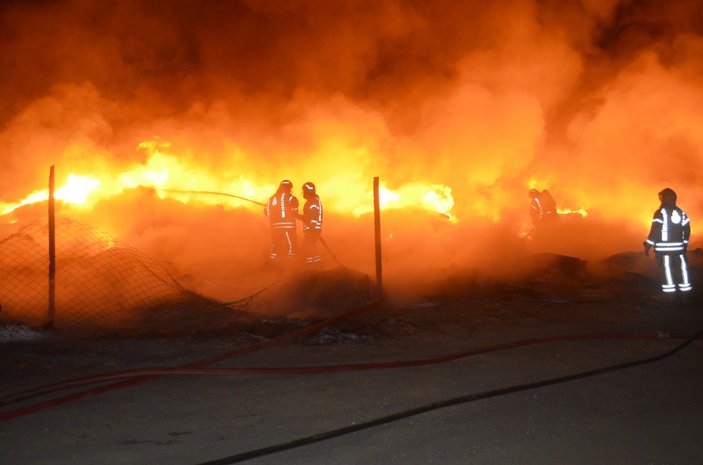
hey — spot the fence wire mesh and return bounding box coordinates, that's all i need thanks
[0,219,244,336]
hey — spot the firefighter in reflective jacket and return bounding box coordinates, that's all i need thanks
[644,188,692,297]
[298,182,323,264]
[528,189,558,227]
[528,189,542,226]
[264,180,299,261]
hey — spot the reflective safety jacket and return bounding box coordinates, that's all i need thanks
[646,206,691,254]
[529,197,543,224]
[301,195,323,231]
[529,192,557,224]
[540,190,557,217]
[265,191,299,230]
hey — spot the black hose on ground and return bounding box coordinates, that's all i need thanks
[193,328,703,465]
[0,332,689,408]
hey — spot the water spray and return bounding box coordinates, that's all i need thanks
[159,188,267,207]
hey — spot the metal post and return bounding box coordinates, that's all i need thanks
[47,165,56,329]
[373,176,383,299]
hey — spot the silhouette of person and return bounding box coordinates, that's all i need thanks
[644,188,692,301]
[298,182,323,265]
[264,180,299,262]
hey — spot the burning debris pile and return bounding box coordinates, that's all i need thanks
[252,267,372,319]
[0,0,701,335]
[0,217,379,336]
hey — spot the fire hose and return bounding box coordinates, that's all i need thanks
[1,327,700,421]
[193,327,703,465]
[0,187,356,421]
[0,299,381,421]
[2,187,699,456]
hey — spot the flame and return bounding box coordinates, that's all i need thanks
[557,208,588,217]
[1,138,457,220]
[424,186,456,221]
[347,183,455,221]
[525,182,588,219]
[1,174,101,215]
[56,175,101,204]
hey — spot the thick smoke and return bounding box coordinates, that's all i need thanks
[1,0,702,306]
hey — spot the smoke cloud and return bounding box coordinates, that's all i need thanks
[1,0,702,306]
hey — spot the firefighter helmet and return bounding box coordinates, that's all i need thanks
[302,182,316,195]
[279,179,293,190]
[528,188,540,199]
[658,188,677,205]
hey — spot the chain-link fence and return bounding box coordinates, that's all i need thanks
[0,219,245,337]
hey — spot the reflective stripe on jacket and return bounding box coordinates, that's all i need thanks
[265,192,299,229]
[645,207,691,254]
[302,196,323,231]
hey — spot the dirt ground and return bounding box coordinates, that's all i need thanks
[1,252,702,464]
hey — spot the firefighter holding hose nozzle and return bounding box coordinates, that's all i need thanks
[264,180,299,262]
[528,188,558,227]
[644,188,692,303]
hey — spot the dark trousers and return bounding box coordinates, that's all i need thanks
[269,229,297,260]
[302,230,321,264]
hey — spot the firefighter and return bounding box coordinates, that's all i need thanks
[528,189,558,227]
[539,189,558,222]
[264,179,299,261]
[298,181,323,265]
[644,188,692,301]
[528,189,543,227]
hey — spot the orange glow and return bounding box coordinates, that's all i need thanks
[1,0,701,272]
[351,183,455,220]
[56,175,101,205]
[1,191,48,215]
[1,139,458,220]
[525,182,589,219]
[1,174,100,215]
[557,208,588,217]
[3,0,703,326]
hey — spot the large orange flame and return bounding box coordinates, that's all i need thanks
[1,138,458,221]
